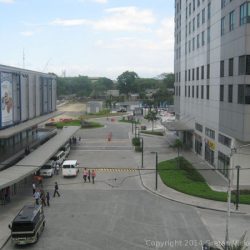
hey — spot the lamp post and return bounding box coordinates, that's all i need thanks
[140,137,144,168]
[151,152,158,190]
[235,165,240,211]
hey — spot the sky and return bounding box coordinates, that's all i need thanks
[0,0,175,79]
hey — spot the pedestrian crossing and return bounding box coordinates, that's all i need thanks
[94,168,137,173]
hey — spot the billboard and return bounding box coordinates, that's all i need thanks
[1,72,13,127]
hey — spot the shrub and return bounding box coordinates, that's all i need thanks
[132,137,140,146]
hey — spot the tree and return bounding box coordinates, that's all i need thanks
[144,110,159,131]
[117,71,139,97]
[171,139,183,169]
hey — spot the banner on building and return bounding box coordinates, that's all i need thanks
[1,73,13,127]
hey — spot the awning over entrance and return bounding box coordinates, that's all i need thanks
[0,126,80,190]
[0,111,63,139]
[162,120,194,132]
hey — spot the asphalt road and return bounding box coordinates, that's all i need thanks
[3,118,213,250]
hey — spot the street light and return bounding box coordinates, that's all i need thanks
[235,165,240,211]
[140,137,144,168]
[151,151,158,190]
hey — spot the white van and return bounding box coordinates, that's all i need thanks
[62,160,79,177]
[60,142,70,158]
[40,161,55,177]
[50,151,65,166]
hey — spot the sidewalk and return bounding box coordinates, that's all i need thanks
[137,147,250,215]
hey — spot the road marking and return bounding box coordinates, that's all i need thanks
[95,168,137,173]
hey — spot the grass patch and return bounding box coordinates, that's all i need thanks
[140,131,164,136]
[51,120,103,129]
[158,157,250,204]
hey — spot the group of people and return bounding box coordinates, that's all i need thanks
[83,168,96,184]
[32,182,60,207]
[69,136,81,145]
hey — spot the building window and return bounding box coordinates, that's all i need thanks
[229,10,235,31]
[221,17,225,36]
[207,26,210,43]
[205,127,215,139]
[221,0,226,8]
[201,85,204,99]
[240,2,250,26]
[207,64,210,79]
[197,13,200,28]
[188,86,190,97]
[207,2,211,20]
[201,65,204,79]
[192,37,195,51]
[188,69,191,81]
[185,86,187,97]
[228,84,233,103]
[192,85,194,97]
[185,70,187,81]
[229,58,234,76]
[202,31,205,46]
[202,8,205,24]
[239,55,250,75]
[220,60,224,77]
[196,67,199,80]
[193,17,195,32]
[196,85,199,98]
[220,85,224,101]
[195,123,203,132]
[219,134,232,148]
[192,68,195,80]
[218,151,229,178]
[238,85,250,104]
[197,34,200,48]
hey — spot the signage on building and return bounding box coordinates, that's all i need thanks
[1,72,13,127]
[207,140,216,151]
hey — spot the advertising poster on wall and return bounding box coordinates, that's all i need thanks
[1,73,13,127]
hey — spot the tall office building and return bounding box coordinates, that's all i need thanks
[174,0,250,187]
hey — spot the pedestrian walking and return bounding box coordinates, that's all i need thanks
[87,169,91,183]
[91,169,96,184]
[53,182,60,197]
[55,161,60,175]
[83,168,88,182]
[79,136,81,142]
[46,191,50,206]
[32,183,36,195]
[40,190,46,207]
[33,189,40,205]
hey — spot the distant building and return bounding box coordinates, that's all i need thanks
[106,89,119,97]
[86,101,103,114]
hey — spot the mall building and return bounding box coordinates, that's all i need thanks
[0,64,79,205]
[173,0,250,187]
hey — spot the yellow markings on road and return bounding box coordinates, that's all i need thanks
[95,168,137,173]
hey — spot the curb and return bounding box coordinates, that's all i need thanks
[137,167,246,215]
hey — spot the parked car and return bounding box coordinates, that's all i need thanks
[9,205,45,245]
[40,160,55,177]
[60,142,70,158]
[50,151,66,166]
[62,160,79,177]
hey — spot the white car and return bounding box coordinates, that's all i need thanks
[40,161,55,177]
[62,160,79,177]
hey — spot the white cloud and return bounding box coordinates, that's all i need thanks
[51,6,155,32]
[0,0,14,3]
[20,31,34,37]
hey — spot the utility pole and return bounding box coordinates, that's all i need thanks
[235,165,240,210]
